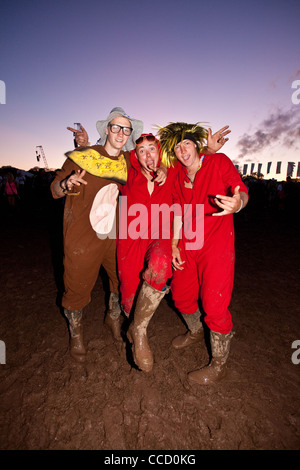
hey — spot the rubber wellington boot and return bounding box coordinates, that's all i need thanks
[127,281,167,372]
[104,292,123,341]
[172,310,204,350]
[64,308,86,363]
[188,330,233,385]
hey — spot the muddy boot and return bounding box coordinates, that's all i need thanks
[172,309,204,350]
[188,330,234,385]
[127,281,168,372]
[64,308,86,363]
[104,292,123,341]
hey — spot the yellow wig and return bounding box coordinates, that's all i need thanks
[157,122,208,167]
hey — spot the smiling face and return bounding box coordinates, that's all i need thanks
[135,139,159,177]
[104,116,131,155]
[174,139,200,172]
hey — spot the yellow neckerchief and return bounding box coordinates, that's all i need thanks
[65,147,127,184]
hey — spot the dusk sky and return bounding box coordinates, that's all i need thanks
[1,0,299,179]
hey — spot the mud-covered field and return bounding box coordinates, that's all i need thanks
[0,192,299,452]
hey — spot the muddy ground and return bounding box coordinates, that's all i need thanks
[0,192,299,452]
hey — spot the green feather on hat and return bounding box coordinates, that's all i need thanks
[156,122,208,167]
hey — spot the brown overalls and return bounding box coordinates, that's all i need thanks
[51,145,130,311]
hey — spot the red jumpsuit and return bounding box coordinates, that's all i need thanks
[171,153,248,335]
[117,151,176,315]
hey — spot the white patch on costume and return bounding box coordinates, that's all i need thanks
[89,184,119,238]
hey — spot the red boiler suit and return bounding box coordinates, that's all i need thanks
[171,153,248,335]
[117,151,176,316]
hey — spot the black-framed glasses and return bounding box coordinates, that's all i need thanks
[135,134,157,145]
[108,124,133,136]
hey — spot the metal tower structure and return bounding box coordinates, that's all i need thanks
[36,146,49,169]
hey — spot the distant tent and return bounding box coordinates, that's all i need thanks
[287,162,295,178]
[258,163,262,176]
[276,162,281,174]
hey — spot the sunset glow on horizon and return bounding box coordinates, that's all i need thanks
[1,0,299,181]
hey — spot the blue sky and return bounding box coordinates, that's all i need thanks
[0,0,299,179]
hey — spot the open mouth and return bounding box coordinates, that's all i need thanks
[146,158,154,165]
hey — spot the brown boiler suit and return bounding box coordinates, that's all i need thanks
[51,145,130,311]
